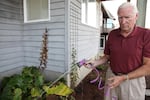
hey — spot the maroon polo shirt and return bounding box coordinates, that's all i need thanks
[104,26,150,74]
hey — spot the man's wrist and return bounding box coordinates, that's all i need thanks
[123,74,129,81]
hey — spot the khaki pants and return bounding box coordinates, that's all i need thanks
[104,68,146,100]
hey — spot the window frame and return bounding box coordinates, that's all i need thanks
[23,0,50,23]
[145,0,150,28]
[81,0,97,27]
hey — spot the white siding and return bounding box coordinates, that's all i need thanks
[0,0,101,83]
[70,0,100,84]
[70,0,100,61]
[23,0,66,73]
[0,0,24,73]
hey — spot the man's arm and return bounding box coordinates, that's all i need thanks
[128,56,150,79]
[85,54,109,68]
[90,54,109,68]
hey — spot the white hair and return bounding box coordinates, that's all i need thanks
[118,2,138,14]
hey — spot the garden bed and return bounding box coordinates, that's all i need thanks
[73,69,106,100]
[46,65,107,100]
[1,66,150,100]
[72,68,150,100]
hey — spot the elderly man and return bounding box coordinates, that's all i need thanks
[86,2,150,100]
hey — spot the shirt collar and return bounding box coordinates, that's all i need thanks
[117,25,137,38]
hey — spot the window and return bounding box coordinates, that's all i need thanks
[100,36,105,49]
[81,0,97,27]
[23,0,50,23]
[104,19,114,28]
[145,0,150,28]
[130,0,137,5]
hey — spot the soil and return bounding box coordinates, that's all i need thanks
[73,69,106,100]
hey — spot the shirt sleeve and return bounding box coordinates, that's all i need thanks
[143,29,150,58]
[104,32,111,55]
[104,40,110,55]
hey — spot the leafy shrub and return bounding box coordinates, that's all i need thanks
[0,66,73,100]
[0,66,44,100]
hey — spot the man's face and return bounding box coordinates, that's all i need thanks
[118,7,138,33]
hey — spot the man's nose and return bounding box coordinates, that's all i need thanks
[120,17,127,24]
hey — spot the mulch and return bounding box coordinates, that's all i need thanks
[73,68,106,100]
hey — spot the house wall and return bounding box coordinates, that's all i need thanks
[0,0,24,79]
[0,0,101,84]
[70,0,101,85]
[23,0,67,81]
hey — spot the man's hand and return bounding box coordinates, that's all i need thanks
[84,59,94,69]
[107,75,127,88]
[84,54,109,69]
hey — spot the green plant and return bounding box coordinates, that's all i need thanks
[0,66,74,100]
[0,66,44,100]
[70,48,79,89]
[97,64,107,71]
[43,82,73,97]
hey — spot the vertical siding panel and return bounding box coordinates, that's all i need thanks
[70,0,100,61]
[70,0,100,84]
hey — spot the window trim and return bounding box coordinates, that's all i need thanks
[81,0,97,27]
[23,0,50,23]
[145,0,150,28]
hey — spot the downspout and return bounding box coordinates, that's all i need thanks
[64,0,71,86]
